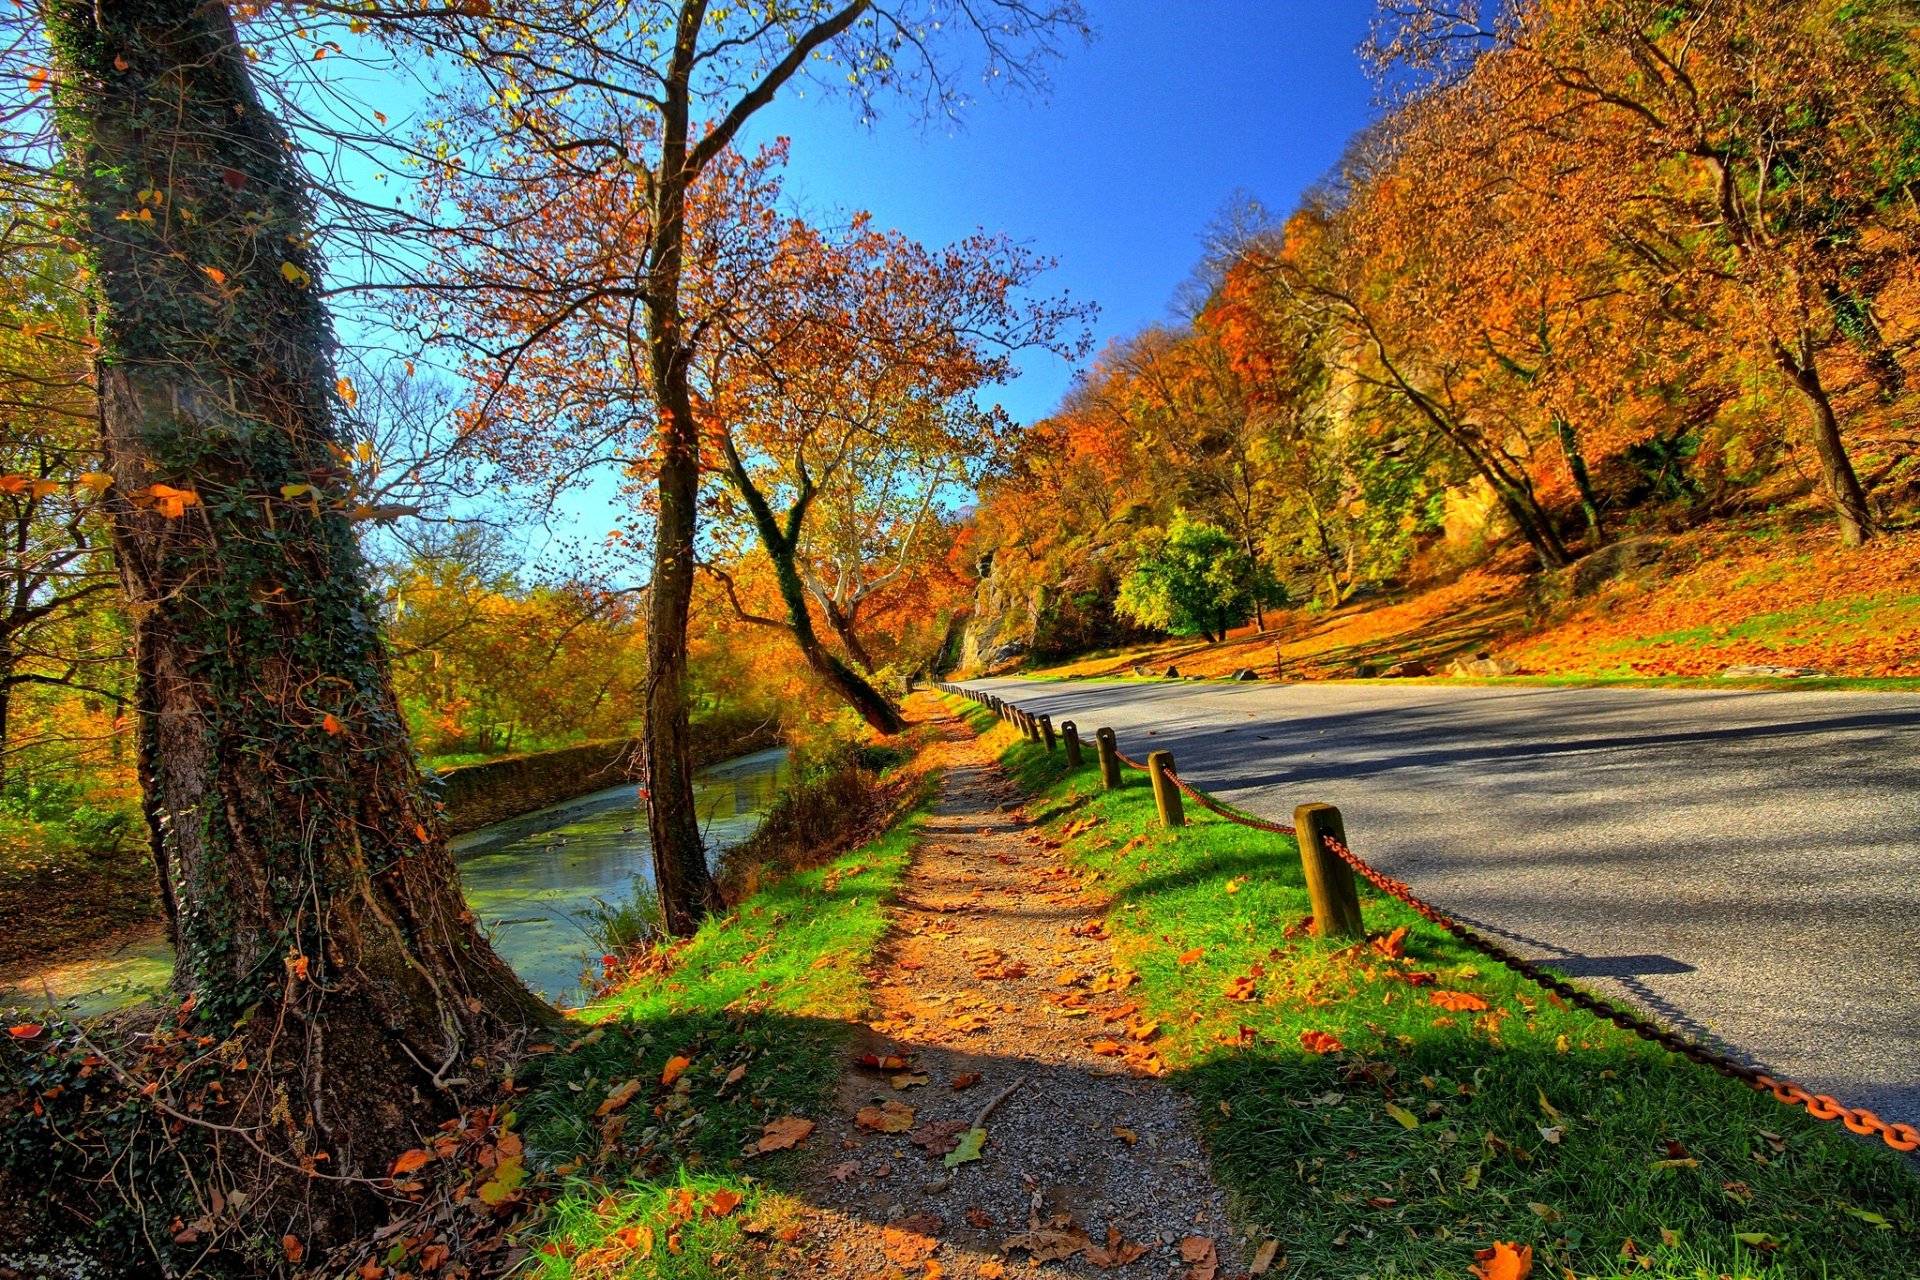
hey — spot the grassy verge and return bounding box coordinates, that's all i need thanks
[507,752,940,1278]
[947,696,1920,1280]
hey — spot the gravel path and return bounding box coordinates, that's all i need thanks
[963,675,1920,1133]
[776,709,1239,1280]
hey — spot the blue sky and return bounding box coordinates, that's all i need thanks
[738,1,1383,424]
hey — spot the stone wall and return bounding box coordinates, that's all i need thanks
[433,718,782,834]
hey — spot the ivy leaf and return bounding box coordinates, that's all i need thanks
[279,261,311,289]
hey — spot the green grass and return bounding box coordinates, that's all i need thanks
[511,769,938,1278]
[947,695,1920,1280]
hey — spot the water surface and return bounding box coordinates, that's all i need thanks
[0,745,789,1015]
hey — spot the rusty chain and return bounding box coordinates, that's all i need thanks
[938,683,1920,1154]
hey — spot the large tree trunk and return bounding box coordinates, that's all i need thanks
[48,0,557,1235]
[1773,339,1872,546]
[640,44,725,936]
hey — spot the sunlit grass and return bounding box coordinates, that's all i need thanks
[512,770,937,1279]
[952,695,1920,1279]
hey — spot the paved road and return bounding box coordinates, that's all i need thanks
[964,676,1920,1131]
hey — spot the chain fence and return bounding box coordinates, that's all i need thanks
[934,681,1920,1155]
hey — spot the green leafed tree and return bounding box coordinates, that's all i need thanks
[1115,513,1283,644]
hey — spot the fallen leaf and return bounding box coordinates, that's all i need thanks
[944,1127,988,1167]
[856,1101,916,1133]
[1734,1232,1781,1251]
[950,1072,982,1090]
[1469,1241,1533,1280]
[7,1024,44,1039]
[389,1148,433,1176]
[1084,1224,1149,1267]
[858,1053,912,1071]
[1249,1239,1281,1274]
[1372,925,1409,959]
[1386,1103,1419,1129]
[1224,975,1258,1001]
[596,1079,642,1116]
[281,1235,303,1263]
[1111,1126,1138,1145]
[706,1189,742,1218]
[1527,1202,1563,1223]
[883,1213,943,1264]
[1299,1029,1344,1055]
[1431,990,1491,1013]
[660,1055,692,1086]
[1177,947,1205,966]
[891,1072,930,1090]
[755,1116,814,1152]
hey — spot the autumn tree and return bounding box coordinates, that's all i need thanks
[404,0,1086,933]
[1374,0,1920,545]
[35,0,557,1236]
[700,215,1082,732]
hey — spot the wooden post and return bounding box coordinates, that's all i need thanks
[1096,728,1122,790]
[1148,751,1185,828]
[1040,715,1057,752]
[1061,720,1084,767]
[1293,803,1364,939]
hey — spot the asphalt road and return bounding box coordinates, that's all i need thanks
[963,676,1920,1131]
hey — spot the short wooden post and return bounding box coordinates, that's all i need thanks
[1147,751,1185,828]
[1027,713,1042,743]
[1095,728,1122,790]
[1061,720,1084,767]
[1040,715,1057,752]
[1293,803,1364,939]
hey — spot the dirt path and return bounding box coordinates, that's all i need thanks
[778,705,1237,1279]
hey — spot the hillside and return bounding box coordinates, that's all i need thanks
[989,521,1920,686]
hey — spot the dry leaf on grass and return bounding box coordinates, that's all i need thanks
[1299,1029,1345,1054]
[1469,1241,1533,1280]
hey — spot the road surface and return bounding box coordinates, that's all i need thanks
[962,676,1920,1131]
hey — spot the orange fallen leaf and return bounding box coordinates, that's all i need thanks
[1177,947,1205,965]
[596,1079,642,1116]
[855,1101,916,1133]
[281,1235,304,1263]
[660,1055,692,1086]
[950,1072,982,1090]
[1431,991,1491,1013]
[8,1024,45,1039]
[755,1116,813,1152]
[706,1188,743,1218]
[1224,975,1258,1001]
[321,713,342,735]
[1299,1029,1344,1055]
[1372,925,1409,959]
[1470,1241,1533,1280]
[389,1148,433,1176]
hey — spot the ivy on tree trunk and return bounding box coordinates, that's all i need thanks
[47,0,556,1232]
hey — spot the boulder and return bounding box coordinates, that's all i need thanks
[1448,653,1518,678]
[1353,661,1380,678]
[1162,665,1182,679]
[1381,660,1431,678]
[1230,668,1261,682]
[1721,664,1832,680]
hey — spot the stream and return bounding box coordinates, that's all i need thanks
[0,745,790,1016]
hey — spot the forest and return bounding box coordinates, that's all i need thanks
[1,0,1918,1277]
